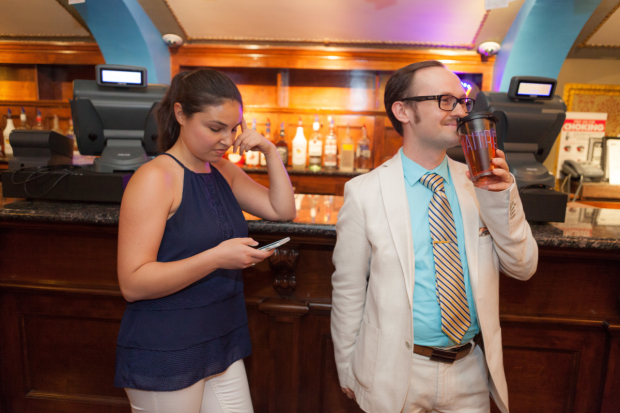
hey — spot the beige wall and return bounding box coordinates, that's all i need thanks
[544,58,620,176]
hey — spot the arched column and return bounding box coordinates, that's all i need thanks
[73,0,170,84]
[493,0,602,92]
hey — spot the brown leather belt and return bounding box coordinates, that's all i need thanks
[413,333,482,364]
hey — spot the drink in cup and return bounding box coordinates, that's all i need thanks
[457,112,502,190]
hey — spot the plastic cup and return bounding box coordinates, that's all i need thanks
[457,112,502,190]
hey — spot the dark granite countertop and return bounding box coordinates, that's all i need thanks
[1,195,620,250]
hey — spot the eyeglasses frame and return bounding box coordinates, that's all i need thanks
[401,95,475,113]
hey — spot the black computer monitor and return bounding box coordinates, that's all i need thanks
[70,65,167,173]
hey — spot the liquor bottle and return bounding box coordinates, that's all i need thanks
[51,114,64,135]
[66,118,77,150]
[275,122,289,166]
[355,125,372,172]
[245,118,260,167]
[308,115,323,172]
[32,109,44,130]
[260,118,272,166]
[339,124,355,172]
[15,107,29,130]
[3,108,15,157]
[323,116,338,170]
[292,117,307,170]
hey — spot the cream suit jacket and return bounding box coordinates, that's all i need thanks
[331,153,538,413]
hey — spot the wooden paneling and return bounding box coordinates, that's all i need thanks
[0,65,38,101]
[500,322,607,413]
[171,45,494,79]
[0,42,104,66]
[37,65,96,101]
[0,220,620,412]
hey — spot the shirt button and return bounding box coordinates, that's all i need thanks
[405,341,411,350]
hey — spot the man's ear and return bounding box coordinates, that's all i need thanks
[173,102,186,126]
[392,101,410,125]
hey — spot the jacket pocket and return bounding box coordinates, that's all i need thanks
[351,320,379,391]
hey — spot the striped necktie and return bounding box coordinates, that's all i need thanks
[420,173,470,344]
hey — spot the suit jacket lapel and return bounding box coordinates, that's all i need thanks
[449,158,481,299]
[379,154,414,307]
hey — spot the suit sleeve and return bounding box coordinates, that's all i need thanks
[474,177,538,280]
[331,181,372,388]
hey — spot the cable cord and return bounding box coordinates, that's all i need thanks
[10,165,79,198]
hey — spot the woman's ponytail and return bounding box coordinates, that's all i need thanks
[156,71,188,153]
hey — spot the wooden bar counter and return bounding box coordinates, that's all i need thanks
[0,196,619,413]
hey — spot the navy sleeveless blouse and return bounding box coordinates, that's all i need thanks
[114,153,251,391]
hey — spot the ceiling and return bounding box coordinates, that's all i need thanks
[0,0,619,58]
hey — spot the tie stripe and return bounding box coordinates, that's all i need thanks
[420,173,470,344]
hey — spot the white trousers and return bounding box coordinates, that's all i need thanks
[125,360,254,413]
[401,345,490,413]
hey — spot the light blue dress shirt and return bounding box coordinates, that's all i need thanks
[400,149,479,347]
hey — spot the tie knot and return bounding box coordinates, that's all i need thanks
[420,173,445,193]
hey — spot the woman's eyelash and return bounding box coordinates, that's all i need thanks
[210,128,221,132]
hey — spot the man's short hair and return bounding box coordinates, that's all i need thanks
[384,60,446,136]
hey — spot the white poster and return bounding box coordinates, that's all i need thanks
[555,112,607,178]
[607,139,620,185]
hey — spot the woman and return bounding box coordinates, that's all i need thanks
[114,69,296,412]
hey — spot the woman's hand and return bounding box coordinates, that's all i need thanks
[233,117,276,157]
[213,237,274,269]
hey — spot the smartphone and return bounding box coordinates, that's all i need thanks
[257,237,290,251]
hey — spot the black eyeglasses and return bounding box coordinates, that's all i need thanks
[401,95,475,113]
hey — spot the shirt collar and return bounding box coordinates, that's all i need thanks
[400,148,451,188]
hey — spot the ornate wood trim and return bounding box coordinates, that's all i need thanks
[0,42,104,65]
[577,2,620,49]
[563,83,620,112]
[171,44,494,74]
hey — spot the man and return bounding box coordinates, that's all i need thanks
[330,61,538,413]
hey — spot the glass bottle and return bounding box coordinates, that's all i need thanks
[323,116,338,170]
[292,117,307,170]
[32,109,44,130]
[52,114,64,135]
[355,125,372,172]
[245,118,260,167]
[15,107,29,130]
[260,118,272,166]
[339,124,355,172]
[3,108,15,157]
[308,115,323,172]
[275,122,289,166]
[66,118,77,151]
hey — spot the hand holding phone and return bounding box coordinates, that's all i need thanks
[257,237,290,251]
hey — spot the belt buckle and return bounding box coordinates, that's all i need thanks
[429,348,458,364]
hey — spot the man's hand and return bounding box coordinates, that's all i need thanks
[341,387,355,399]
[465,149,513,192]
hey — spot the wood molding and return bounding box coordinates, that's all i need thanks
[171,44,493,76]
[577,1,620,49]
[563,83,620,112]
[0,42,104,65]
[26,390,128,406]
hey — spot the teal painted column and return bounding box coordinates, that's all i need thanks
[73,0,170,84]
[493,0,602,92]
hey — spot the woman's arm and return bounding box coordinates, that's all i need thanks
[117,161,272,302]
[216,118,296,222]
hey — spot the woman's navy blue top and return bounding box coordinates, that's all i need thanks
[114,153,251,391]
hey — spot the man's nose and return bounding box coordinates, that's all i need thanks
[452,102,468,117]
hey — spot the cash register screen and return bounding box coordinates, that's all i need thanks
[517,82,553,97]
[101,69,143,86]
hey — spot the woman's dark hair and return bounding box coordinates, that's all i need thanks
[156,69,243,152]
[384,60,445,136]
